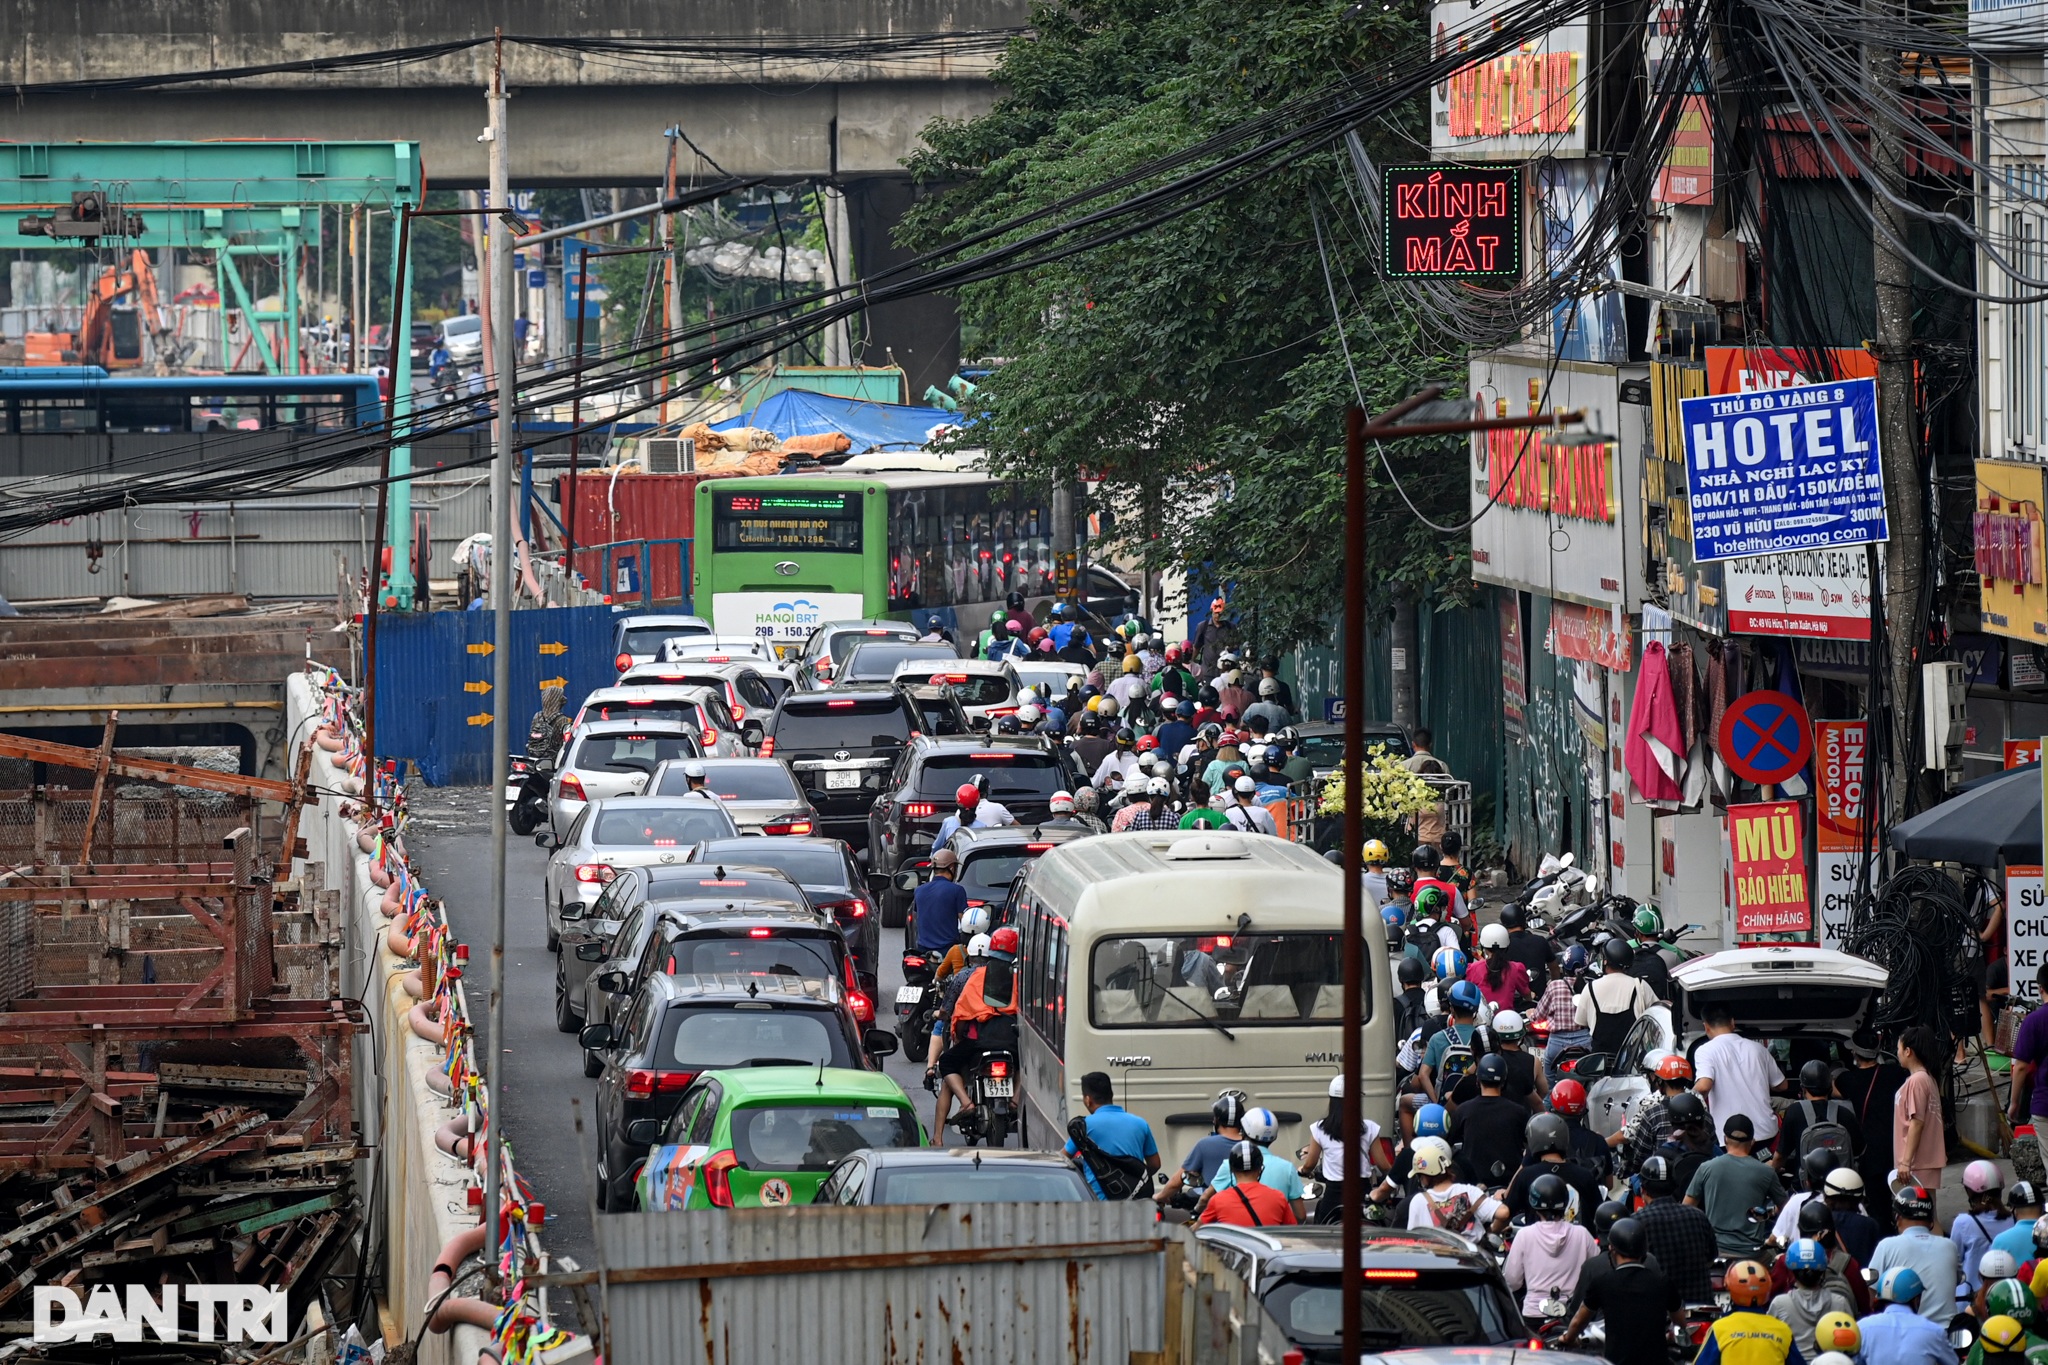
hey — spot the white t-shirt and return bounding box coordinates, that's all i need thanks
[1309,1117,1382,1182]
[1771,1190,1816,1244]
[1694,1031,1787,1141]
[1408,1183,1489,1231]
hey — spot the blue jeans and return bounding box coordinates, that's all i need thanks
[1544,1030,1591,1067]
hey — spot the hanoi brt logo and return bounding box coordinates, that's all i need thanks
[755,598,825,632]
[34,1284,288,1343]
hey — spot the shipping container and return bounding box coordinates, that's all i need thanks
[554,471,706,603]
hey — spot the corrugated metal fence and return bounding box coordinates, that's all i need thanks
[371,605,616,785]
[586,1203,1167,1365]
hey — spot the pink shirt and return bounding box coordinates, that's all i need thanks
[1895,1069,1946,1184]
[1465,959,1531,1011]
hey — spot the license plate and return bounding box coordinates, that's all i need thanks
[825,769,861,790]
[895,985,923,1005]
[983,1078,1014,1098]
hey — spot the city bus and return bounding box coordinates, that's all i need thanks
[690,460,1061,655]
[0,368,383,434]
[1009,830,1391,1173]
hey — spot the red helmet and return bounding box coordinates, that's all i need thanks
[1028,627,1049,644]
[988,926,1020,959]
[1656,1054,1694,1082]
[1135,735,1159,752]
[1165,643,1182,661]
[1548,1079,1587,1116]
[956,784,981,809]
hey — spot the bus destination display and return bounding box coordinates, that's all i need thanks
[711,490,863,553]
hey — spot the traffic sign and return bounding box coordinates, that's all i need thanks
[1718,690,1813,786]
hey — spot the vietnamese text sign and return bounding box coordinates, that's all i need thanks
[1724,549,1874,640]
[1814,721,1866,953]
[1383,165,1522,279]
[1500,591,1528,739]
[1729,800,1811,934]
[1975,459,2048,643]
[2011,866,2047,1004]
[1656,95,1715,204]
[1682,378,1889,562]
[1546,601,1634,671]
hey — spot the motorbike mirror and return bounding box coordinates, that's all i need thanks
[594,971,626,994]
[862,1029,899,1057]
[535,832,556,848]
[575,942,605,961]
[625,1118,663,1147]
[1557,852,1575,868]
[969,716,992,732]
[1950,1329,1976,1351]
[578,1022,614,1051]
[1581,874,1602,899]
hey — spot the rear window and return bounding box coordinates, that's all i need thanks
[773,699,912,750]
[622,624,708,655]
[655,764,802,802]
[591,806,738,846]
[914,752,1066,799]
[695,842,850,887]
[1090,933,1350,1027]
[644,872,807,906]
[572,733,700,772]
[730,1103,920,1171]
[870,1165,1087,1204]
[843,643,957,680]
[959,851,1036,895]
[584,699,698,726]
[660,1006,852,1070]
[920,673,1013,707]
[655,932,841,980]
[828,628,918,665]
[1263,1271,1522,1349]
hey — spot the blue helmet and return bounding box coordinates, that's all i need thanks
[1050,601,1069,619]
[1178,700,1196,719]
[1265,745,1285,767]
[1431,946,1469,981]
[1563,944,1590,973]
[1786,1238,1827,1273]
[1446,979,1484,1013]
[1416,1103,1448,1138]
[1382,905,1406,932]
[1882,1267,1925,1304]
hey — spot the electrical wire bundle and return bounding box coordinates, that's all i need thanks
[1843,865,1986,1048]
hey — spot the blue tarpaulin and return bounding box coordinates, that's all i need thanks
[710,389,956,453]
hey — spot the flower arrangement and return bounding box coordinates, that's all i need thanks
[1316,744,1442,823]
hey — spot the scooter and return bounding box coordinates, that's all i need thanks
[895,950,939,1057]
[953,1048,1018,1147]
[506,752,552,836]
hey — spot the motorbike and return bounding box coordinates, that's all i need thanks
[895,950,939,1057]
[953,1047,1019,1147]
[506,752,553,836]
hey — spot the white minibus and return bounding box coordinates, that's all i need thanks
[1011,830,1393,1174]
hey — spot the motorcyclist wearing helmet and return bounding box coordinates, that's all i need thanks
[1408,843,1468,935]
[1560,1215,1680,1361]
[1634,1153,1720,1304]
[1969,1282,2048,1365]
[1993,1184,2046,1274]
[1419,979,1484,1103]
[1445,1012,1542,1110]
[1573,936,1659,1057]
[1394,956,1431,1039]
[910,848,970,957]
[933,905,995,983]
[1448,1055,1529,1186]
[1623,903,1676,1000]
[1770,1148,1848,1246]
[1093,728,1141,790]
[1503,1111,1605,1230]
[1774,1059,1863,1182]
[1770,1236,1859,1359]
[1696,1261,1800,1365]
[1971,1313,2043,1365]
[1195,1139,1299,1227]
[1869,1183,1961,1326]
[1042,790,1104,835]
[1362,839,1392,905]
[1154,1090,1250,1209]
[1682,1111,1786,1256]
[1958,1160,2020,1310]
[1532,943,1591,1068]
[1613,1051,1695,1173]
[1468,923,1532,1013]
[1496,902,1551,994]
[1546,1077,1613,1179]
[1200,1106,1308,1222]
[927,924,1020,1139]
[1115,774,1182,832]
[1405,1136,1494,1233]
[1815,1167,1883,1268]
[1858,1266,1952,1365]
[1502,1171,1598,1316]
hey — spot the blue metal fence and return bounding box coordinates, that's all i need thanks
[372,604,618,785]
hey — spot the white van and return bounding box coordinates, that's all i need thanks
[1010,831,1393,1173]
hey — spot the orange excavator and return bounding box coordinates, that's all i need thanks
[22,249,190,370]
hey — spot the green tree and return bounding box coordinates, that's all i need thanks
[900,0,1469,649]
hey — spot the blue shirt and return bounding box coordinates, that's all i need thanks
[1153,720,1195,760]
[1869,1227,1962,1324]
[912,876,970,953]
[1857,1303,1952,1365]
[1993,1220,2039,1265]
[1065,1104,1158,1199]
[1181,1133,1235,1186]
[1049,621,1075,649]
[1211,1153,1305,1202]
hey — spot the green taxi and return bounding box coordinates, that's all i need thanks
[631,1066,924,1210]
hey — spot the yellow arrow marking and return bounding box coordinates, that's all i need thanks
[467,713,493,727]
[539,676,567,691]
[464,681,491,694]
[467,643,494,656]
[537,642,568,656]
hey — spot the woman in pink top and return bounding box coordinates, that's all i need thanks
[1466,925,1532,1012]
[1893,1026,1947,1189]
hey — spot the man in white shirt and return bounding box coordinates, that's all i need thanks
[1692,1003,1788,1145]
[1222,775,1278,834]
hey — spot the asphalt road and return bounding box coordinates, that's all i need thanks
[402,783,1002,1270]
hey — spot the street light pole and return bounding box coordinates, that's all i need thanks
[483,32,513,1277]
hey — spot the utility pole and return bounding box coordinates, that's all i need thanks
[1390,594,1418,731]
[482,30,514,1283]
[1868,9,1922,820]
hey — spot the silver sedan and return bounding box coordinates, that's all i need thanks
[546,718,704,839]
[541,796,741,950]
[646,757,822,835]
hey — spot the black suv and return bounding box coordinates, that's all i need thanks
[579,971,896,1210]
[688,836,879,991]
[762,685,925,843]
[1195,1225,1526,1364]
[866,736,1084,926]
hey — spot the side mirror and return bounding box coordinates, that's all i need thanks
[625,1118,663,1147]
[740,718,765,746]
[535,832,555,848]
[1569,1053,1611,1079]
[578,1022,614,1051]
[595,971,627,994]
[969,716,992,733]
[863,1029,900,1058]
[895,870,921,893]
[560,900,586,921]
[575,943,606,962]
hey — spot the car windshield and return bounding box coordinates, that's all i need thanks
[828,629,918,665]
[695,843,849,887]
[661,1006,849,1069]
[913,672,1012,707]
[591,806,738,846]
[843,643,957,680]
[869,1165,1087,1203]
[915,753,1066,799]
[441,315,482,338]
[655,765,801,802]
[959,851,1036,895]
[622,624,707,655]
[1262,1271,1522,1348]
[654,933,840,980]
[1090,934,1349,1027]
[773,700,910,751]
[730,1103,920,1171]
[572,733,699,772]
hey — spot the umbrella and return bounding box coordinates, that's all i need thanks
[1888,761,2041,865]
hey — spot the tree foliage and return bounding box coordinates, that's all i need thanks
[901,0,1471,650]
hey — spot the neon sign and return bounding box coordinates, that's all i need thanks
[1382,165,1522,279]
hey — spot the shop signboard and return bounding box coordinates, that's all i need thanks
[1655,96,1715,205]
[1547,601,1634,671]
[1729,800,1812,935]
[1648,361,1727,634]
[1500,590,1528,740]
[2008,738,2041,768]
[1723,550,1875,640]
[1681,377,1889,562]
[1382,166,1522,278]
[1430,0,1591,160]
[1813,720,1866,953]
[1974,459,2048,644]
[1705,346,1879,394]
[2011,865,2048,1004]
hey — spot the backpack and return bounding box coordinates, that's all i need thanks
[1435,1025,1476,1090]
[1405,917,1445,959]
[1066,1116,1150,1201]
[1797,1098,1854,1162]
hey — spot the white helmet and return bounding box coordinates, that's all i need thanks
[1242,1107,1280,1145]
[1824,1168,1865,1196]
[1493,1009,1525,1041]
[1479,923,1510,950]
[1982,1249,2020,1283]
[1017,687,1040,707]
[1145,776,1172,798]
[1017,703,1043,724]
[966,932,992,958]
[1411,1136,1454,1178]
[958,906,993,938]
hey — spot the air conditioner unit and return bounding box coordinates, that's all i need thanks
[643,437,696,473]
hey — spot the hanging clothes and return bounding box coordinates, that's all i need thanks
[1624,641,1685,804]
[1772,640,1812,798]
[1705,640,1736,806]
[1670,641,1711,811]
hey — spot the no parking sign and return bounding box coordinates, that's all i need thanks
[1718,690,1813,788]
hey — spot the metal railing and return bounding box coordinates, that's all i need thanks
[1284,772,1473,853]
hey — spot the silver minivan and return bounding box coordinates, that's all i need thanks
[548,718,704,839]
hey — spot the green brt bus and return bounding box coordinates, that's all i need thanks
[692,466,1060,654]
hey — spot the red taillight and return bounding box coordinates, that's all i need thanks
[849,991,874,1023]
[1364,1270,1417,1281]
[615,652,632,671]
[748,928,773,938]
[705,1150,738,1208]
[762,819,814,836]
[702,729,719,748]
[705,654,731,662]
[574,863,617,884]
[966,900,986,908]
[988,1059,1009,1078]
[904,955,926,969]
[1559,1057,1578,1072]
[903,802,937,818]
[559,773,587,802]
[759,737,776,757]
[985,707,1018,718]
[625,1069,697,1099]
[968,753,1015,761]
[1025,843,1055,851]
[827,700,857,708]
[847,900,869,919]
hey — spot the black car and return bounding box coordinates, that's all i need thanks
[811,1148,1091,1205]
[941,823,1094,928]
[579,971,894,1211]
[1291,721,1412,774]
[761,685,925,844]
[689,836,879,991]
[866,736,1085,926]
[792,620,921,690]
[836,639,960,686]
[1195,1225,1526,1365]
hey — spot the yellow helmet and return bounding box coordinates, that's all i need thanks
[1363,840,1390,864]
[1086,696,1102,712]
[1984,1317,2030,1355]
[1814,1313,1860,1354]
[1122,655,1142,674]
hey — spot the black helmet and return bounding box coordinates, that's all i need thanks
[1608,1216,1648,1260]
[1801,1148,1839,1190]
[1798,1198,1835,1238]
[1601,937,1635,969]
[2011,1181,2041,1211]
[1080,712,1103,736]
[1114,726,1135,748]
[1639,1154,1674,1193]
[1528,1172,1570,1216]
[1893,1184,1935,1220]
[1006,590,1026,609]
[1476,1054,1508,1086]
[994,715,1022,735]
[1411,843,1441,871]
[1665,1091,1707,1126]
[1799,1059,1833,1096]
[1226,1138,1263,1175]
[1525,1112,1569,1159]
[1498,904,1526,931]
[1398,957,1426,987]
[1213,1090,1250,1129]
[1593,1199,1627,1239]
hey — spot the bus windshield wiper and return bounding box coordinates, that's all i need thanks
[1147,979,1236,1041]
